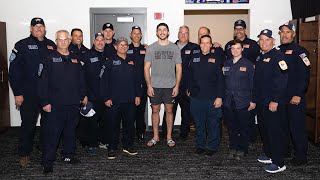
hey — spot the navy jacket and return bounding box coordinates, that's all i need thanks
[38,51,86,107]
[252,48,288,106]
[68,43,89,61]
[225,36,260,64]
[187,52,224,101]
[175,41,199,92]
[82,48,108,102]
[127,43,146,88]
[103,39,116,59]
[192,45,225,67]
[223,57,254,109]
[100,54,142,104]
[9,35,56,97]
[278,42,310,100]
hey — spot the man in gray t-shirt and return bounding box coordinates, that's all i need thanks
[144,23,182,147]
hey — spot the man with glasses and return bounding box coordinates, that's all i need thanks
[9,17,56,167]
[38,30,87,174]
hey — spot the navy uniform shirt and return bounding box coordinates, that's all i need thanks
[38,51,86,107]
[223,57,254,109]
[252,48,288,106]
[9,35,56,97]
[187,51,224,101]
[100,54,142,104]
[278,42,310,99]
[225,36,260,64]
[68,43,89,61]
[103,39,116,59]
[175,41,199,93]
[127,43,146,88]
[82,47,108,102]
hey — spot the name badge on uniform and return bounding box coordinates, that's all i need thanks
[285,50,293,54]
[299,53,310,66]
[127,50,133,54]
[113,60,121,65]
[263,58,270,62]
[185,50,191,55]
[208,58,215,63]
[278,60,288,70]
[52,57,62,62]
[90,57,99,63]
[193,50,200,54]
[210,49,215,53]
[243,44,250,48]
[193,57,200,62]
[240,67,247,72]
[71,59,78,63]
[140,50,146,54]
[47,45,54,50]
[38,63,43,76]
[128,61,134,65]
[28,45,38,50]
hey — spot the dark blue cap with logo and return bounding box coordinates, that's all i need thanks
[31,17,45,26]
[132,25,141,31]
[279,22,296,31]
[234,19,246,29]
[102,23,114,31]
[257,29,273,38]
[94,32,104,39]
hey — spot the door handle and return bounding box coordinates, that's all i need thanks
[1,71,3,83]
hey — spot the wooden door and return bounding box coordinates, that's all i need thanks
[0,22,10,132]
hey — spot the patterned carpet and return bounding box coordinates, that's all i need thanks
[0,127,319,180]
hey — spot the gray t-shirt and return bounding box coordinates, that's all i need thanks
[145,41,182,88]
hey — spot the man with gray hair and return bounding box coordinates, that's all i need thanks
[38,30,87,174]
[100,37,142,159]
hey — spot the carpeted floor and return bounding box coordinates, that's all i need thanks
[0,127,319,180]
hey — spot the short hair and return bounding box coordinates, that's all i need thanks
[115,37,128,45]
[71,28,83,36]
[200,34,212,44]
[229,39,243,48]
[55,30,70,39]
[179,25,189,31]
[157,23,169,31]
[198,26,210,35]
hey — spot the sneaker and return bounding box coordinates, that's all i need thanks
[87,147,97,156]
[195,148,206,156]
[62,157,81,164]
[123,147,138,156]
[19,156,31,167]
[234,151,245,160]
[205,150,216,157]
[99,142,108,149]
[43,166,53,174]
[257,156,272,164]
[228,149,237,159]
[290,158,307,166]
[107,150,116,160]
[264,163,286,173]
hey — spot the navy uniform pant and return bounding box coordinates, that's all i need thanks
[288,100,308,160]
[18,96,43,157]
[108,103,136,150]
[162,92,192,136]
[257,105,288,167]
[41,105,79,167]
[78,101,105,147]
[224,104,251,154]
[135,90,147,135]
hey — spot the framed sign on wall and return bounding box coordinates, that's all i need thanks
[185,0,249,4]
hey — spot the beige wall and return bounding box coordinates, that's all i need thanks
[185,13,249,48]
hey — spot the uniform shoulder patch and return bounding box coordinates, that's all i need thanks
[278,60,288,70]
[299,53,310,66]
[38,63,44,76]
[9,52,16,62]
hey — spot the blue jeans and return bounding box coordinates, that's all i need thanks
[190,98,222,151]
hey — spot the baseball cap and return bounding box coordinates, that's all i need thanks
[132,25,141,31]
[80,101,96,117]
[94,32,104,39]
[156,23,169,31]
[31,17,45,26]
[102,23,114,31]
[257,29,273,38]
[234,19,246,29]
[279,22,296,31]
